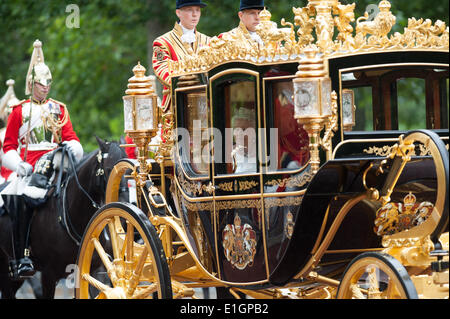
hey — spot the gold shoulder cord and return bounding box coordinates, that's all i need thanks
[41,103,69,144]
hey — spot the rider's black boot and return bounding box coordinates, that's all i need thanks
[6,195,36,280]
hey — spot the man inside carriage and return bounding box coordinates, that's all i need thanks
[0,40,83,279]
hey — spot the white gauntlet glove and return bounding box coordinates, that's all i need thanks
[17,161,34,177]
[2,150,33,177]
[62,140,84,163]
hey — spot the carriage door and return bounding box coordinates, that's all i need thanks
[174,81,216,274]
[209,69,269,283]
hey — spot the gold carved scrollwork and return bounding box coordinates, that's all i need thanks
[364,141,449,157]
[217,180,258,192]
[176,170,214,196]
[265,170,314,188]
[239,180,258,191]
[217,181,234,192]
[264,196,304,209]
[363,145,397,157]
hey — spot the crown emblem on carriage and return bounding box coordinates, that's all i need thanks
[403,192,417,207]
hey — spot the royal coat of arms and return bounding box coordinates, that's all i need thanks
[374,192,434,236]
[222,215,257,270]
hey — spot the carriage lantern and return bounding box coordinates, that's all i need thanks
[123,62,159,175]
[293,46,332,173]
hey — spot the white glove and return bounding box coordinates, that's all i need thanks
[62,140,84,163]
[2,150,26,174]
[17,161,33,177]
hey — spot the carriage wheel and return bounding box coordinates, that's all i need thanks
[76,202,172,299]
[336,252,418,299]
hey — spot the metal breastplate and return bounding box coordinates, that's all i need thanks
[19,101,62,150]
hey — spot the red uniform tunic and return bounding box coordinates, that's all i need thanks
[1,98,79,179]
[124,135,137,159]
[152,23,209,112]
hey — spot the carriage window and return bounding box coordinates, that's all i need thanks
[342,66,449,131]
[182,90,209,176]
[352,86,373,131]
[397,78,426,130]
[271,80,310,170]
[227,80,257,174]
[212,73,258,175]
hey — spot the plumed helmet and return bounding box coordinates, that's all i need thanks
[25,39,52,95]
[0,79,20,122]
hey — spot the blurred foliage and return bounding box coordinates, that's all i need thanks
[0,0,448,151]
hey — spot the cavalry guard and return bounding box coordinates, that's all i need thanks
[0,79,20,129]
[152,0,210,113]
[219,0,265,48]
[0,79,21,184]
[0,40,83,279]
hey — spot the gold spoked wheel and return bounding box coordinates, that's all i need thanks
[336,252,418,299]
[76,202,172,299]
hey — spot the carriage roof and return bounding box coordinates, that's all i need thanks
[169,1,449,78]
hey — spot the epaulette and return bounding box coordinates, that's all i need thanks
[12,99,27,108]
[49,98,66,108]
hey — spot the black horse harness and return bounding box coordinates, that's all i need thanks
[55,146,108,245]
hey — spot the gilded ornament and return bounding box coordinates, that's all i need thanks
[238,180,258,191]
[284,211,295,239]
[168,0,448,77]
[355,0,396,47]
[293,6,315,47]
[265,170,314,188]
[363,145,396,157]
[334,3,356,50]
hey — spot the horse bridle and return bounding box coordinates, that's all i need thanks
[59,146,110,245]
[94,149,108,191]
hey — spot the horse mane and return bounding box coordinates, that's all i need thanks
[74,140,125,171]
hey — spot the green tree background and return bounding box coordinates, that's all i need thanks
[1,0,448,151]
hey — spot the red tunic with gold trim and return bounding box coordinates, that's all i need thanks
[1,98,80,179]
[152,23,209,112]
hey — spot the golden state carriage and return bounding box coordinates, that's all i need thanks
[75,0,449,299]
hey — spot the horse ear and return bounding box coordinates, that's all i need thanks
[95,135,107,152]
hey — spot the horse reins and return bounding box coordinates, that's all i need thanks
[57,146,108,245]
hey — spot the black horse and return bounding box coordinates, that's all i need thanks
[0,137,127,298]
